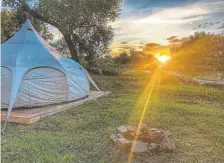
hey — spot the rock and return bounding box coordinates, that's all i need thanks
[110,133,131,152]
[124,123,149,140]
[140,123,149,133]
[117,125,128,134]
[126,125,136,132]
[160,135,175,151]
[117,124,140,140]
[117,133,125,139]
[140,129,164,143]
[117,137,130,145]
[116,135,131,152]
[117,125,132,139]
[149,128,165,134]
[148,143,161,151]
[114,125,175,153]
[125,125,136,139]
[131,141,148,153]
[110,134,119,143]
[136,130,143,136]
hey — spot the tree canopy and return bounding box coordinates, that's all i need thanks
[166,32,224,74]
[1,9,53,43]
[3,0,121,62]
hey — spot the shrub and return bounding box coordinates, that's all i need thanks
[87,56,121,75]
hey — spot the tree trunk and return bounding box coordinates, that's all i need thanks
[87,52,95,70]
[64,34,79,62]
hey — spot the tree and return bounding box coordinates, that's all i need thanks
[130,49,144,63]
[114,51,130,64]
[1,9,53,43]
[3,0,121,62]
[212,35,224,69]
[1,11,15,43]
[75,24,114,68]
[189,31,207,41]
[50,38,70,56]
[168,32,220,74]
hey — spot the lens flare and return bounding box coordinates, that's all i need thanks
[155,54,170,63]
[128,69,159,163]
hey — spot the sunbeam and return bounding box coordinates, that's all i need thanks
[128,69,160,163]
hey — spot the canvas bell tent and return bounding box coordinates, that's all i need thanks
[1,19,99,132]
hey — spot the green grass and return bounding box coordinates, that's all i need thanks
[2,71,224,163]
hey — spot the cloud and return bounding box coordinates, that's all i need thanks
[145,43,161,48]
[167,36,178,40]
[142,42,170,55]
[134,6,209,25]
[217,24,224,29]
[169,39,181,44]
[44,0,224,49]
[166,36,188,44]
[109,0,224,54]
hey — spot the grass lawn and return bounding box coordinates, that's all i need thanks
[1,71,224,163]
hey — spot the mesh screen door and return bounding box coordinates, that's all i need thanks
[14,67,68,108]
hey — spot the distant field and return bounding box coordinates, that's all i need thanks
[2,70,224,163]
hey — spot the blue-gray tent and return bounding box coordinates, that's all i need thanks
[1,19,100,132]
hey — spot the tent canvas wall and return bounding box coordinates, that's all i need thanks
[1,19,99,132]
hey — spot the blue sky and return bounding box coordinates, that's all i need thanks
[110,0,224,54]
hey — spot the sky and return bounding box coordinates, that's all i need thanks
[110,0,224,55]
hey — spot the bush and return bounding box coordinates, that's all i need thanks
[114,52,130,64]
[87,56,121,75]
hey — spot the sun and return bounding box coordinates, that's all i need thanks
[155,54,171,63]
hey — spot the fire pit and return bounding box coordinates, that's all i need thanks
[110,123,175,153]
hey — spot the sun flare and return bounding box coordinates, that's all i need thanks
[155,54,171,63]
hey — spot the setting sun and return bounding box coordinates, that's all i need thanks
[155,54,171,63]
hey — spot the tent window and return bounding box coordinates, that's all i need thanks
[27,28,33,31]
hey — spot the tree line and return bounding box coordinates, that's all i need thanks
[105,31,224,75]
[168,32,224,75]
